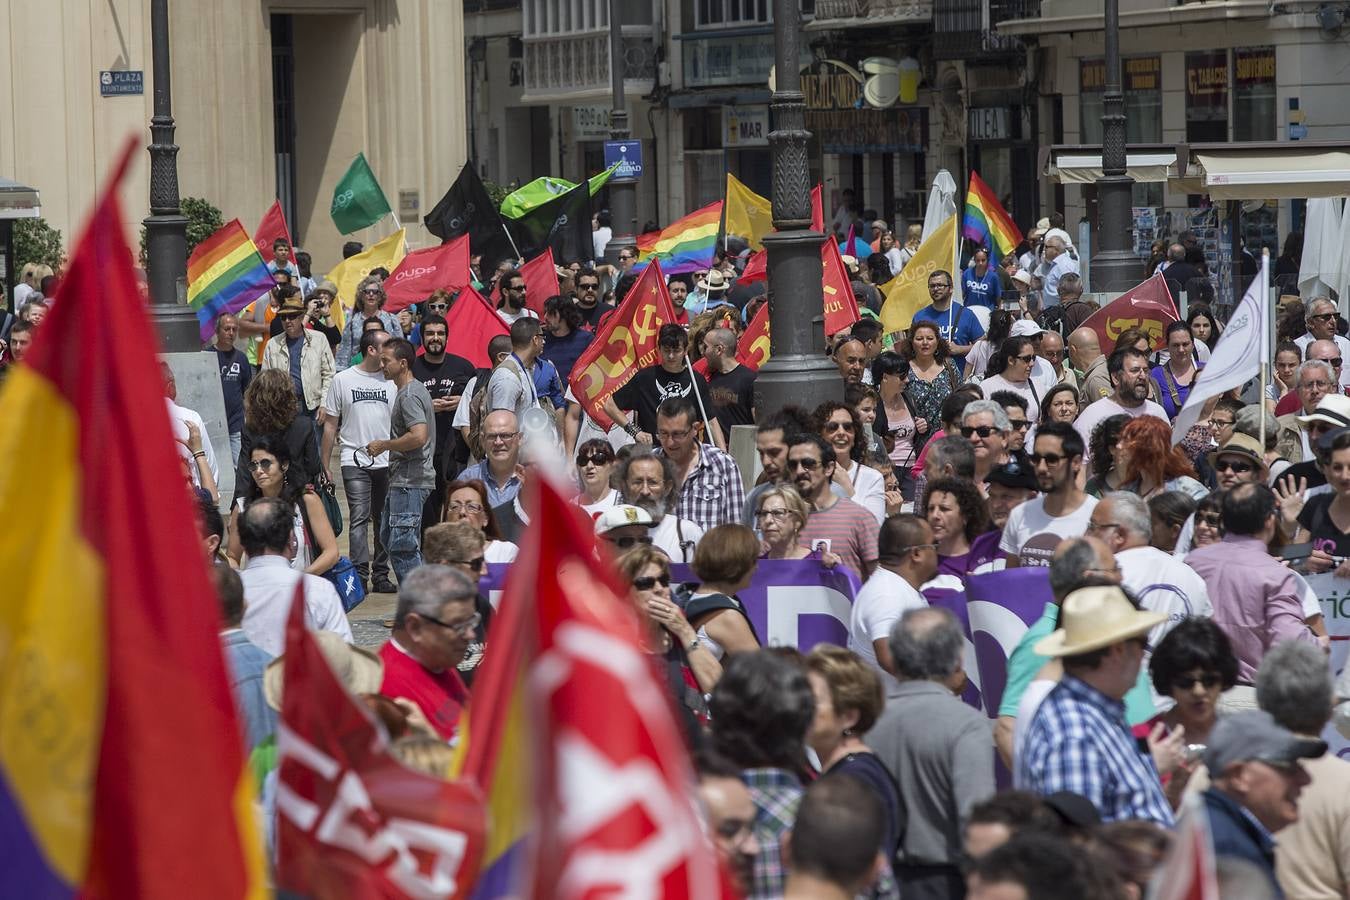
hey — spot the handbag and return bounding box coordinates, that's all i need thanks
[313,472,344,537]
[325,555,366,613]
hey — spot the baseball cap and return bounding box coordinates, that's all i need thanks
[594,504,655,535]
[1203,710,1325,775]
[1010,320,1044,338]
[985,458,1040,492]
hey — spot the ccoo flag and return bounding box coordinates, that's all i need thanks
[880,213,958,334]
[500,163,618,220]
[0,140,265,898]
[330,153,392,234]
[1171,253,1269,445]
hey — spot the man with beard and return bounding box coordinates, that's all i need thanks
[791,433,879,580]
[411,314,476,526]
[495,268,538,326]
[540,295,593,381]
[617,446,705,563]
[1073,347,1167,468]
[573,268,613,330]
[1001,422,1096,568]
[741,407,818,526]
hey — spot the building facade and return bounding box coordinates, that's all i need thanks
[2,0,467,273]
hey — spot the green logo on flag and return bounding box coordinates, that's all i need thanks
[330,153,392,234]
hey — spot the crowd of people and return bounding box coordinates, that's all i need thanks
[7,201,1347,899]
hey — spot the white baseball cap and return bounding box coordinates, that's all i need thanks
[1010,319,1044,338]
[594,504,655,535]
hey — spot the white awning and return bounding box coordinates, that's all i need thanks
[0,178,40,220]
[1044,152,1177,185]
[1181,151,1350,200]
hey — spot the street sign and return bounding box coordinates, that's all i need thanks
[603,140,643,179]
[99,70,144,97]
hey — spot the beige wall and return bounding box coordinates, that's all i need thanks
[1,0,465,275]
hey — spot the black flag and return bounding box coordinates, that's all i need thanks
[507,180,593,265]
[424,162,516,279]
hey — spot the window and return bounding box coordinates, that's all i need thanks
[696,0,773,28]
[1079,56,1163,206]
[1233,46,1276,142]
[1185,50,1229,143]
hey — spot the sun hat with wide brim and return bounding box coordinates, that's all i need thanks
[695,270,730,294]
[1034,586,1167,657]
[264,630,385,710]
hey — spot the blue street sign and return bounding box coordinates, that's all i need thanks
[603,140,644,179]
[100,70,144,97]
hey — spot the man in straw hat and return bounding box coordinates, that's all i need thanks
[1015,584,1175,826]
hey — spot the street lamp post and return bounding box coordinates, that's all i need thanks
[603,0,637,268]
[144,0,199,352]
[754,0,840,416]
[1091,0,1137,294]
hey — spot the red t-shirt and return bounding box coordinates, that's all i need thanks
[378,640,469,740]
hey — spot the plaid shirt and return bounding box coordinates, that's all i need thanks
[1016,674,1174,827]
[660,443,746,533]
[742,767,802,900]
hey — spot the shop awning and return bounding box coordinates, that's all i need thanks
[0,178,40,219]
[1044,151,1177,185]
[1176,149,1350,200]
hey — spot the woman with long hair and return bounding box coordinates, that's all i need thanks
[1150,322,1203,420]
[813,400,886,524]
[1148,490,1197,554]
[1025,382,1079,448]
[1084,414,1133,497]
[236,368,322,498]
[1270,340,1302,406]
[978,335,1041,421]
[871,351,923,494]
[923,476,1001,579]
[896,223,923,270]
[964,308,1016,383]
[226,434,339,574]
[1112,416,1208,500]
[902,320,959,454]
[443,478,518,563]
[1185,307,1220,360]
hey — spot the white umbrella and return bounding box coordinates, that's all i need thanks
[1334,197,1350,312]
[922,169,958,241]
[1298,197,1343,302]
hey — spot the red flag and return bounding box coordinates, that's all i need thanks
[274,585,486,898]
[520,247,560,315]
[738,302,771,371]
[821,236,862,337]
[739,249,767,285]
[253,198,294,258]
[383,235,471,313]
[1147,795,1219,900]
[444,286,510,368]
[568,259,680,428]
[811,184,824,232]
[1080,273,1178,355]
[520,480,737,899]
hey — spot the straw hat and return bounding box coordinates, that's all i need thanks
[696,270,730,294]
[312,279,338,298]
[277,295,307,316]
[1208,432,1264,469]
[1012,268,1033,287]
[1033,586,1166,657]
[264,630,385,710]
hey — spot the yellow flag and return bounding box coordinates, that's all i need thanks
[879,214,958,334]
[323,228,407,330]
[724,173,774,251]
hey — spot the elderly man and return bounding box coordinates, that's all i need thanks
[618,446,705,563]
[833,337,868,386]
[848,515,937,687]
[960,399,1011,485]
[1073,347,1168,466]
[459,409,523,509]
[1036,234,1080,308]
[868,607,995,899]
[262,294,337,429]
[984,459,1039,537]
[654,395,745,532]
[1295,297,1350,387]
[378,564,480,740]
[1276,362,1345,462]
[1186,483,1325,709]
[1068,326,1111,405]
[1037,330,1075,393]
[1202,710,1325,895]
[1055,273,1094,334]
[1274,339,1346,419]
[1016,585,1173,826]
[237,497,352,656]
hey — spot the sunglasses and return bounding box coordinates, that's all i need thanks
[248,458,278,472]
[961,425,1003,439]
[578,282,599,290]
[1214,458,1255,474]
[427,302,449,311]
[1028,452,1068,466]
[787,458,823,471]
[1008,420,1030,431]
[450,556,486,572]
[1310,313,1338,322]
[1319,357,1346,368]
[1175,673,1222,690]
[824,421,855,433]
[279,312,302,320]
[1014,353,1036,364]
[1196,512,1224,527]
[633,573,672,590]
[578,454,613,466]
[609,535,653,549]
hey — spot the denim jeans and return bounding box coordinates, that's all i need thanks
[342,465,391,584]
[228,431,242,468]
[380,485,431,586]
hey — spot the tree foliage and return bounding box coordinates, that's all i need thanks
[139,196,225,262]
[13,217,64,270]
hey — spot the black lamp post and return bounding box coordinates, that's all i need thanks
[144,0,200,351]
[1091,0,1137,294]
[755,0,841,416]
[603,0,638,267]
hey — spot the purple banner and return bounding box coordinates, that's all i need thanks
[965,568,1055,717]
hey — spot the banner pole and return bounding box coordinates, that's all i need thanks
[1259,250,1270,454]
[686,352,716,444]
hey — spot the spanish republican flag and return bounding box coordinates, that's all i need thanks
[0,142,265,898]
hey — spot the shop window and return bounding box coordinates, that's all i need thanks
[696,0,772,27]
[1234,46,1276,142]
[1079,56,1163,207]
[1185,50,1229,143]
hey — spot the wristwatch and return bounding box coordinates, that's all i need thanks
[623,421,640,437]
[685,635,704,654]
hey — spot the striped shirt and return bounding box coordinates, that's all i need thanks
[799,497,879,580]
[1016,674,1174,827]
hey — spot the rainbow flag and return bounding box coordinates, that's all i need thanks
[0,142,266,898]
[635,200,722,275]
[962,170,1024,260]
[187,218,276,342]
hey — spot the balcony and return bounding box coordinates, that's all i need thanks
[810,0,933,27]
[933,0,1039,59]
[521,30,655,102]
[463,0,520,12]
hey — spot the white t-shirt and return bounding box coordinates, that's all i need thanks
[452,375,478,430]
[167,399,221,489]
[847,461,887,525]
[1073,397,1169,466]
[497,307,539,326]
[999,494,1098,567]
[323,366,396,468]
[981,374,1042,422]
[652,515,704,564]
[485,539,518,564]
[1116,545,1213,648]
[579,488,621,517]
[847,567,928,690]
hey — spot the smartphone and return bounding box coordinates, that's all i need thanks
[1280,542,1313,561]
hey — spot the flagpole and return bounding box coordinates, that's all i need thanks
[1259,249,1270,453]
[685,353,715,443]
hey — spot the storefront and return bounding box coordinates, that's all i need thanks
[965,101,1037,237]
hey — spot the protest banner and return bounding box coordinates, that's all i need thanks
[1080,273,1178,356]
[1296,572,1350,761]
[382,235,471,313]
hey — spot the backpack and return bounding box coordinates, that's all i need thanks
[466,365,496,460]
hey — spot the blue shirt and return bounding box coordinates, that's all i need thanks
[911,302,985,373]
[221,629,277,752]
[1016,674,1174,827]
[532,357,567,409]
[286,333,306,407]
[459,459,523,508]
[962,265,1004,309]
[542,328,594,382]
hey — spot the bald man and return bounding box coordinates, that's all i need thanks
[1068,327,1111,405]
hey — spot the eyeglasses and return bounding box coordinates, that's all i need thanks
[960,425,1003,439]
[1208,418,1235,429]
[1086,521,1123,534]
[756,508,793,520]
[657,428,693,441]
[619,253,635,261]
[1196,512,1224,528]
[1028,452,1068,467]
[633,573,672,590]
[447,500,485,514]
[485,431,519,443]
[1310,313,1338,322]
[1014,353,1036,364]
[578,454,613,466]
[248,458,278,472]
[1301,381,1332,391]
[450,556,486,572]
[824,421,855,433]
[1175,673,1222,690]
[417,611,482,635]
[607,534,653,549]
[1008,420,1030,431]
[927,282,951,291]
[1214,458,1255,474]
[787,458,823,471]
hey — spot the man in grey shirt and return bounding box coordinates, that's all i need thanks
[364,337,435,586]
[487,317,546,424]
[866,607,995,900]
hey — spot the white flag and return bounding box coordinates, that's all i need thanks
[1171,254,1269,445]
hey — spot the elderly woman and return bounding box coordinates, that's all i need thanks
[335,274,404,367]
[924,476,1002,580]
[443,478,519,563]
[686,523,763,660]
[813,400,886,524]
[979,336,1041,421]
[227,435,338,575]
[572,438,619,515]
[755,485,813,560]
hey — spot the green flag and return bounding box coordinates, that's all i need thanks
[330,153,391,234]
[500,163,620,219]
